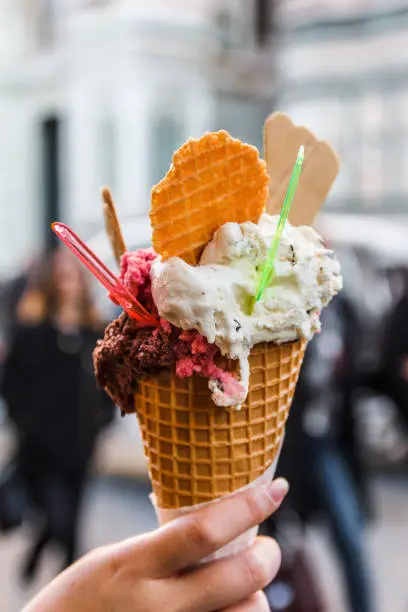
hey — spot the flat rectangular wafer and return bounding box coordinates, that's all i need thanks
[264,112,340,226]
[102,188,127,267]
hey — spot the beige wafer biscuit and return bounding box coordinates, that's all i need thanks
[150,131,268,265]
[135,340,306,508]
[102,188,127,267]
[264,112,340,226]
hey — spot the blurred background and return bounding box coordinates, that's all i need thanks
[0,0,408,610]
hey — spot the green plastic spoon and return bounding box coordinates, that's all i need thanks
[254,145,304,305]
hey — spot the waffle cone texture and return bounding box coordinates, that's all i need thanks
[135,339,306,508]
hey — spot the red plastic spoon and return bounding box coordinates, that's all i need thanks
[51,222,159,327]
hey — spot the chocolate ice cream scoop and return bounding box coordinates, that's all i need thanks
[93,314,176,415]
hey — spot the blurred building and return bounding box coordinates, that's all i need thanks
[276,0,408,217]
[0,0,277,278]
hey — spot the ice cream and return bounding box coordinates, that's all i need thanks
[94,214,341,412]
[151,213,342,404]
[93,248,245,414]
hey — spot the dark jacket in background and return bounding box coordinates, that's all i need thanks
[376,293,408,430]
[381,293,408,372]
[1,319,113,473]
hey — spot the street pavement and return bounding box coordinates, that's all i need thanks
[0,474,407,611]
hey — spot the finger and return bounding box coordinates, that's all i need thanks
[176,536,281,612]
[148,478,288,576]
[221,591,270,612]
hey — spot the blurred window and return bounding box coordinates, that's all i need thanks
[151,114,184,191]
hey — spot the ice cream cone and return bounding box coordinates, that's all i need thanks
[92,125,341,562]
[135,339,306,509]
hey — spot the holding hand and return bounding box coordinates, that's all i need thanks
[23,478,288,612]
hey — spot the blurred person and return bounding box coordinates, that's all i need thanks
[374,268,408,433]
[264,293,374,612]
[23,479,288,612]
[0,249,114,581]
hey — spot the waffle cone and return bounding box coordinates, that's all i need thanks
[135,339,306,508]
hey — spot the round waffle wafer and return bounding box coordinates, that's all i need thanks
[150,131,269,265]
[135,340,306,508]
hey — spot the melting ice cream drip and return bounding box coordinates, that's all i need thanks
[151,214,342,407]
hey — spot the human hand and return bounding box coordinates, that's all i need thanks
[23,478,288,612]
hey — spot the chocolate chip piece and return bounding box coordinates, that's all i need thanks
[289,244,297,266]
[233,319,242,332]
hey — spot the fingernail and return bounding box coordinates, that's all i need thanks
[266,478,289,505]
